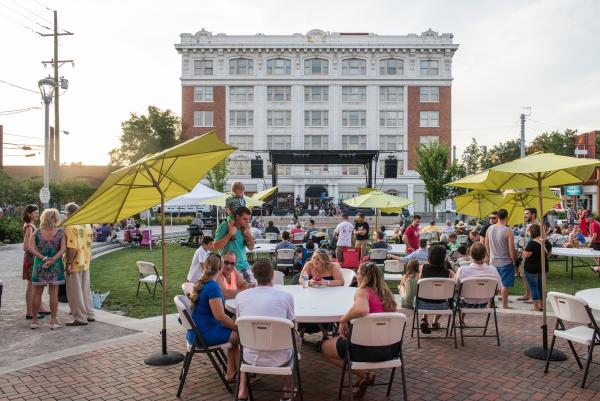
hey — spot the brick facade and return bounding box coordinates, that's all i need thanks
[181,85,226,142]
[406,85,451,170]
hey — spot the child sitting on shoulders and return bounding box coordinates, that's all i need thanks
[225,181,246,221]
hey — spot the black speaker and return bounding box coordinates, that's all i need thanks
[251,158,264,178]
[384,158,398,178]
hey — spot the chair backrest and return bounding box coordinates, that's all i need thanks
[182,282,194,297]
[277,248,295,260]
[236,316,294,351]
[273,270,285,285]
[547,292,592,325]
[459,277,498,300]
[342,248,360,269]
[202,230,213,237]
[265,232,279,241]
[255,238,270,244]
[417,278,456,300]
[141,230,152,245]
[174,295,194,330]
[369,248,388,261]
[293,232,305,242]
[350,312,406,347]
[341,268,356,287]
[457,235,468,244]
[384,260,403,273]
[137,261,156,276]
[420,232,432,240]
[554,236,566,247]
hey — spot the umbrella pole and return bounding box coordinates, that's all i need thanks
[524,175,567,361]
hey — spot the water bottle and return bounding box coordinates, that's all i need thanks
[302,274,309,288]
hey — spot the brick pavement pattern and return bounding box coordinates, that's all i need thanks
[1,312,599,401]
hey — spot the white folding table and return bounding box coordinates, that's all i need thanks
[575,288,600,311]
[389,244,407,256]
[225,285,357,323]
[248,243,277,254]
[551,247,600,280]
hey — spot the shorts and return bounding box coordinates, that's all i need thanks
[336,337,400,361]
[524,272,542,301]
[495,263,515,288]
[459,300,488,309]
[592,242,600,251]
[417,298,449,311]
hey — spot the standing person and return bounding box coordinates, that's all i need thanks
[521,224,551,312]
[479,211,498,243]
[187,236,214,284]
[402,215,421,253]
[334,214,354,262]
[213,206,255,283]
[29,209,67,329]
[567,205,576,226]
[305,219,318,240]
[586,211,600,270]
[517,207,538,302]
[354,213,370,259]
[22,204,50,320]
[484,209,516,309]
[578,207,589,236]
[63,203,95,326]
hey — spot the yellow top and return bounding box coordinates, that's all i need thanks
[63,224,93,272]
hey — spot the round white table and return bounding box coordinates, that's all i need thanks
[225,285,356,323]
[389,244,406,256]
[551,247,600,279]
[247,243,277,254]
[575,288,600,311]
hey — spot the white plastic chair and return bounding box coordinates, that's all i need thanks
[202,229,213,237]
[273,270,285,286]
[255,238,270,244]
[338,313,408,400]
[419,232,432,240]
[181,282,194,298]
[454,277,500,346]
[545,292,600,388]
[293,232,305,243]
[265,232,279,242]
[235,316,303,401]
[136,261,163,299]
[276,248,296,275]
[368,249,388,265]
[412,278,457,348]
[383,260,403,281]
[341,268,356,287]
[457,235,468,245]
[173,295,233,396]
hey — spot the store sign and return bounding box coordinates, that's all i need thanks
[564,185,583,196]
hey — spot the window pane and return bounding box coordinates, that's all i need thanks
[267,58,292,75]
[379,59,403,75]
[194,60,213,75]
[342,58,366,75]
[304,58,329,75]
[229,58,254,75]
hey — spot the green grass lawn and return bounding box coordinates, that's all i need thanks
[92,246,600,319]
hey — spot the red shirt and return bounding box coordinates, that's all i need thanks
[404,224,420,251]
[590,219,600,243]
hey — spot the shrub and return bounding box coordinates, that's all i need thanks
[0,217,24,244]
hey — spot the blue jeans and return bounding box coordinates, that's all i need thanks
[525,272,542,301]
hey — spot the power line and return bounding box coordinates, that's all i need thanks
[0,106,42,115]
[0,0,52,30]
[7,0,53,25]
[3,132,44,141]
[0,11,43,35]
[0,79,39,94]
[30,0,52,12]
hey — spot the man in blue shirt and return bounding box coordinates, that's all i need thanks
[275,231,296,264]
[388,238,429,264]
[213,206,255,283]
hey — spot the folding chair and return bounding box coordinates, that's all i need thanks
[545,292,600,388]
[342,248,360,269]
[293,232,305,244]
[338,313,408,401]
[383,260,403,282]
[265,232,279,242]
[457,235,468,245]
[140,229,153,248]
[454,277,500,346]
[181,282,194,297]
[412,278,457,348]
[273,270,285,286]
[419,232,432,241]
[136,261,163,299]
[368,249,388,267]
[276,249,296,275]
[202,229,213,238]
[341,268,356,287]
[255,238,271,244]
[173,296,233,396]
[235,316,303,401]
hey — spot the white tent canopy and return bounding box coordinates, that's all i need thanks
[162,182,223,207]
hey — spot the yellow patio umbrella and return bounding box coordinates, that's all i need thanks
[251,186,279,201]
[448,153,600,360]
[358,187,377,195]
[454,190,504,219]
[343,190,414,229]
[202,193,264,208]
[500,188,561,226]
[63,131,236,365]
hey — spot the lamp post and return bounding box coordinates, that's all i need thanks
[38,77,56,208]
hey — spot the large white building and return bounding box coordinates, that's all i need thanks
[175,29,458,213]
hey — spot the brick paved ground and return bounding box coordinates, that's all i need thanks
[1,312,598,401]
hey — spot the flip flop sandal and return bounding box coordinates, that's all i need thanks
[420,320,431,334]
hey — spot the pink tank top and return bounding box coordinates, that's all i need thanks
[366,288,385,313]
[222,271,237,290]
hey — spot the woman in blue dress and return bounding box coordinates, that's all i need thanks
[188,253,239,382]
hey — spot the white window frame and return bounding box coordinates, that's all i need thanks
[193,86,213,102]
[304,110,328,127]
[341,58,366,75]
[420,135,440,146]
[420,60,439,76]
[304,135,329,150]
[304,58,329,75]
[379,86,404,103]
[342,110,367,127]
[379,111,404,127]
[229,58,254,75]
[229,86,254,102]
[267,163,291,176]
[267,110,292,127]
[379,58,404,75]
[342,86,367,102]
[379,160,404,176]
[341,165,362,176]
[342,135,367,150]
[419,111,440,127]
[193,111,213,127]
[379,135,404,151]
[304,86,329,102]
[419,87,439,102]
[229,110,254,127]
[266,58,292,75]
[267,135,292,150]
[228,135,254,151]
[267,86,292,102]
[194,60,213,75]
[229,159,251,176]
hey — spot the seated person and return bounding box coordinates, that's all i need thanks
[322,262,399,398]
[250,220,262,240]
[454,242,503,309]
[567,227,586,248]
[442,220,455,234]
[290,223,305,244]
[447,232,459,252]
[188,254,239,382]
[379,226,388,241]
[399,259,419,309]
[305,219,318,241]
[235,259,296,401]
[187,236,214,284]
[130,224,143,244]
[275,231,296,264]
[299,248,345,287]
[420,220,441,234]
[312,228,329,245]
[264,220,281,235]
[389,238,429,264]
[417,244,454,334]
[455,221,466,235]
[454,245,471,266]
[216,251,253,299]
[299,240,316,267]
[365,231,391,263]
[389,227,402,244]
[94,224,111,242]
[466,229,480,248]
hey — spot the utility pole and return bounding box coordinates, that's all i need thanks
[452,145,457,163]
[0,124,3,170]
[520,107,531,158]
[41,10,73,180]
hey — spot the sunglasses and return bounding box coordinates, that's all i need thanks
[223,261,236,266]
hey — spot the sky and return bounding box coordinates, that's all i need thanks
[1,0,599,166]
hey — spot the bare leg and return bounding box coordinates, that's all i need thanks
[48,285,59,323]
[322,337,368,381]
[517,275,531,300]
[501,287,510,309]
[226,331,239,381]
[26,281,33,316]
[238,372,248,400]
[31,286,43,325]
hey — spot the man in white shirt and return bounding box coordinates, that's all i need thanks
[455,242,503,307]
[186,236,213,283]
[334,213,354,262]
[236,259,296,400]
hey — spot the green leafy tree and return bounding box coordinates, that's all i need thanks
[205,159,229,192]
[527,129,577,156]
[109,106,181,166]
[461,138,482,175]
[490,139,521,165]
[415,143,458,218]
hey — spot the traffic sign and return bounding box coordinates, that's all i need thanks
[39,187,51,204]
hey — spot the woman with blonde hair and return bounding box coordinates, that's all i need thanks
[298,248,344,287]
[322,262,398,398]
[188,253,239,382]
[29,208,66,329]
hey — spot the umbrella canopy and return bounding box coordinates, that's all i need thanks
[358,187,377,195]
[499,188,561,226]
[202,193,264,208]
[62,131,235,365]
[343,190,413,210]
[163,182,223,207]
[454,190,504,219]
[251,186,279,201]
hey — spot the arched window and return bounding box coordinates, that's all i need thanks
[380,58,404,75]
[304,58,329,75]
[229,58,254,75]
[341,58,366,75]
[266,58,292,75]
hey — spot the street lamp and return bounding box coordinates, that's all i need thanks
[38,76,56,208]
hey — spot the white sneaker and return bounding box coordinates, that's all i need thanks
[30,322,41,329]
[50,322,63,330]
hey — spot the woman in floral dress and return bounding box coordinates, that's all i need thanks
[29,208,66,330]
